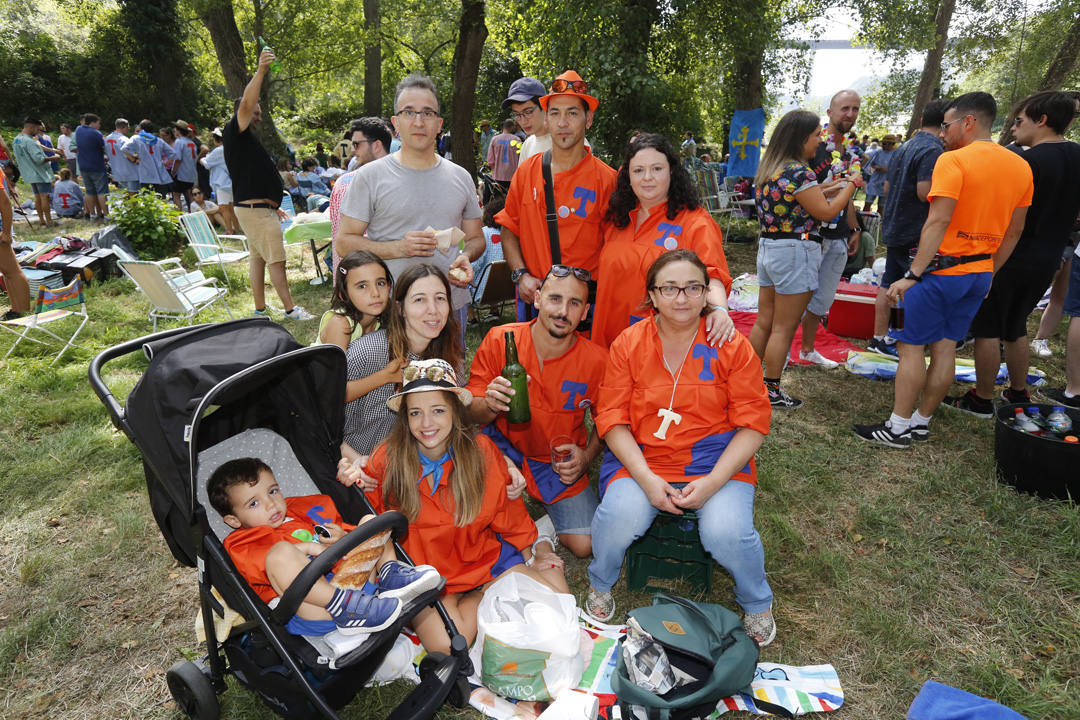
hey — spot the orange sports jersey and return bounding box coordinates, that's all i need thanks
[595,316,771,493]
[224,494,355,605]
[364,434,537,594]
[495,149,617,277]
[927,140,1033,275]
[466,321,608,504]
[593,204,732,349]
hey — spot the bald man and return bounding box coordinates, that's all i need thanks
[798,89,865,368]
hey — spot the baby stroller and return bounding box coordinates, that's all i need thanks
[88,317,472,720]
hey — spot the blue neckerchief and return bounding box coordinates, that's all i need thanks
[138,130,159,146]
[418,449,452,496]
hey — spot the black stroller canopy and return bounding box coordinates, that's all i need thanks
[123,318,354,566]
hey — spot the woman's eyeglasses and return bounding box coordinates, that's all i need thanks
[650,283,706,299]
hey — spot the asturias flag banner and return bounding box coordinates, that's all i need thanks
[727,108,765,178]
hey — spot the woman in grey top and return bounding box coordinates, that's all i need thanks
[341,264,463,460]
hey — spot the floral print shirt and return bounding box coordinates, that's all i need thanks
[755,161,819,235]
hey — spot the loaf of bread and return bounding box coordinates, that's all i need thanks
[331,529,391,589]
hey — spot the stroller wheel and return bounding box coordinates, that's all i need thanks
[419,651,471,709]
[166,660,220,720]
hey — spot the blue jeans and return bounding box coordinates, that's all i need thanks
[587,476,772,614]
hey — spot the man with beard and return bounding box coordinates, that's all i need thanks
[798,89,865,368]
[224,47,313,320]
[497,71,617,320]
[328,116,392,275]
[466,266,608,559]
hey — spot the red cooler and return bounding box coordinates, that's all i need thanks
[827,280,877,339]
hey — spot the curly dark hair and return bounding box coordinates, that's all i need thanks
[605,132,700,229]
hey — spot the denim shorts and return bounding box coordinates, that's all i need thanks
[756,237,822,295]
[82,170,109,196]
[545,484,599,535]
[31,182,52,195]
[807,237,849,316]
[893,271,993,345]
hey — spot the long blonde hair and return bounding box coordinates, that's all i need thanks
[380,390,486,526]
[754,109,820,187]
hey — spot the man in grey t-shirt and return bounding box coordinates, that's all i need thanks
[336,74,484,336]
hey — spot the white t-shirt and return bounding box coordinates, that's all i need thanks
[57,134,73,159]
[189,199,219,214]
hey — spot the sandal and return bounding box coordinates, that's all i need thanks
[586,588,615,623]
[743,610,776,647]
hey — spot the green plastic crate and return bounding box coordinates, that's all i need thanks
[626,510,712,594]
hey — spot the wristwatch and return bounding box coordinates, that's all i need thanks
[903,269,923,282]
[510,268,530,284]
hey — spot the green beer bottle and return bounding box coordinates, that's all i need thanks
[257,36,282,73]
[503,332,531,424]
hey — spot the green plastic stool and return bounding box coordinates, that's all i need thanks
[625,510,713,594]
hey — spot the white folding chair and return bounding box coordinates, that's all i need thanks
[120,258,234,332]
[177,211,249,286]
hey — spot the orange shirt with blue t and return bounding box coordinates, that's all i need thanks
[595,316,771,495]
[466,321,608,504]
[593,204,731,349]
[495,148,617,277]
[224,494,355,605]
[364,435,537,594]
[927,140,1033,275]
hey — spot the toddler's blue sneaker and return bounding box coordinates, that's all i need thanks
[327,589,401,635]
[376,561,443,602]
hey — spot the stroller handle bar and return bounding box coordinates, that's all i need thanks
[272,510,410,625]
[88,323,216,438]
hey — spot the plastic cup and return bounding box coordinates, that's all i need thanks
[550,435,574,469]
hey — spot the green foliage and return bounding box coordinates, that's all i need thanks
[108,189,182,259]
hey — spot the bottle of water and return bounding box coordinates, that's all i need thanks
[1026,407,1051,431]
[1013,408,1040,434]
[1047,406,1073,434]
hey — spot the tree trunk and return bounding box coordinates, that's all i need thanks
[450,0,487,182]
[733,51,764,110]
[199,0,286,157]
[907,0,956,138]
[364,0,382,116]
[999,13,1080,144]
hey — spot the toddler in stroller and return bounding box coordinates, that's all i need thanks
[208,456,442,635]
[88,318,473,720]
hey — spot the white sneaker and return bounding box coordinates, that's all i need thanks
[799,349,839,368]
[534,514,556,540]
[1031,338,1051,358]
[284,305,315,321]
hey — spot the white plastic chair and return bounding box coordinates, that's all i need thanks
[177,211,249,286]
[120,258,234,332]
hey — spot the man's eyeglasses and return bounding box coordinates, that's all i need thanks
[1011,116,1026,127]
[547,264,591,282]
[550,79,589,94]
[650,283,706,299]
[403,363,449,383]
[511,106,538,121]
[940,115,970,132]
[352,139,372,148]
[396,109,440,121]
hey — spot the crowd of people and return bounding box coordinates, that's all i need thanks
[4,45,1079,657]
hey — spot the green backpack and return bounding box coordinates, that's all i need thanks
[612,594,788,720]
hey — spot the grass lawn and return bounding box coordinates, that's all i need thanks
[1,214,1078,719]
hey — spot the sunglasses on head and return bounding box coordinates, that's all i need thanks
[549,79,589,94]
[403,364,449,383]
[547,264,591,282]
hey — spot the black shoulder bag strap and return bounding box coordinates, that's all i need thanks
[542,149,562,265]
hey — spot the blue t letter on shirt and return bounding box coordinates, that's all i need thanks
[572,187,596,218]
[692,344,718,380]
[561,380,589,409]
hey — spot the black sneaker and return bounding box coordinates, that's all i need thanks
[909,424,930,442]
[867,337,898,358]
[853,421,912,449]
[1,310,24,322]
[1001,387,1030,404]
[1038,387,1080,409]
[768,386,803,409]
[942,389,994,418]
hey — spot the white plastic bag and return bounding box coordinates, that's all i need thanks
[470,572,584,701]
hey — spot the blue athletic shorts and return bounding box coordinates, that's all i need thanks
[892,271,992,346]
